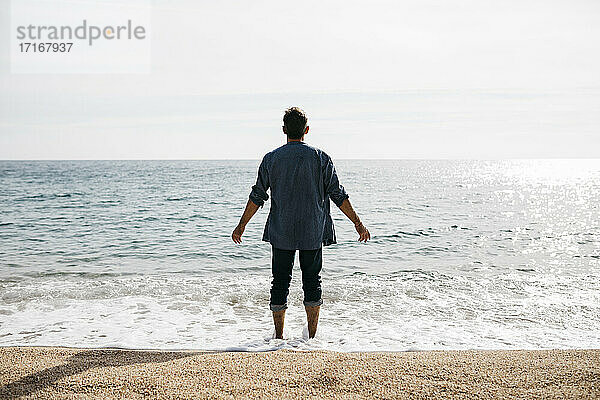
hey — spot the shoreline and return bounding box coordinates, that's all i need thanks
[3,344,600,352]
[1,347,599,399]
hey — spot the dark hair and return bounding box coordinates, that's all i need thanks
[283,107,307,139]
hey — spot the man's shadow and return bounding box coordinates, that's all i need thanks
[0,348,202,399]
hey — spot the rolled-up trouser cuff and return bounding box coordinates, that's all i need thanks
[270,303,287,312]
[303,299,323,307]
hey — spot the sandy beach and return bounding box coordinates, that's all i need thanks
[0,347,598,399]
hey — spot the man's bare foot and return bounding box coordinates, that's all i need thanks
[305,305,320,338]
[272,310,286,339]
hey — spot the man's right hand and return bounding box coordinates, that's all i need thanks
[355,222,371,242]
[232,224,245,244]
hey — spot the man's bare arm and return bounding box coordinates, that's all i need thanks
[338,199,371,242]
[232,200,260,244]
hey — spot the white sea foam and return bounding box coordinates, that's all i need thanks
[1,269,599,351]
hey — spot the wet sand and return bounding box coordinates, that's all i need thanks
[0,347,598,399]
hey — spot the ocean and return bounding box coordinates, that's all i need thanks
[1,159,599,351]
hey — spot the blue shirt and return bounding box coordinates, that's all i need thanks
[249,141,349,250]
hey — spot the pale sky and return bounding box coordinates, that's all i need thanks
[1,0,599,159]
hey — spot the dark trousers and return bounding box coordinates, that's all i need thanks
[269,246,323,311]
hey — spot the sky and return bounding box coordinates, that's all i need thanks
[1,0,599,159]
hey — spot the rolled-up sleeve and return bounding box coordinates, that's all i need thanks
[249,156,270,207]
[323,156,349,207]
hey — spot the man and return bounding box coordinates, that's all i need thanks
[232,107,370,339]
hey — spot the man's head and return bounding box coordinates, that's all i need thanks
[283,107,309,140]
